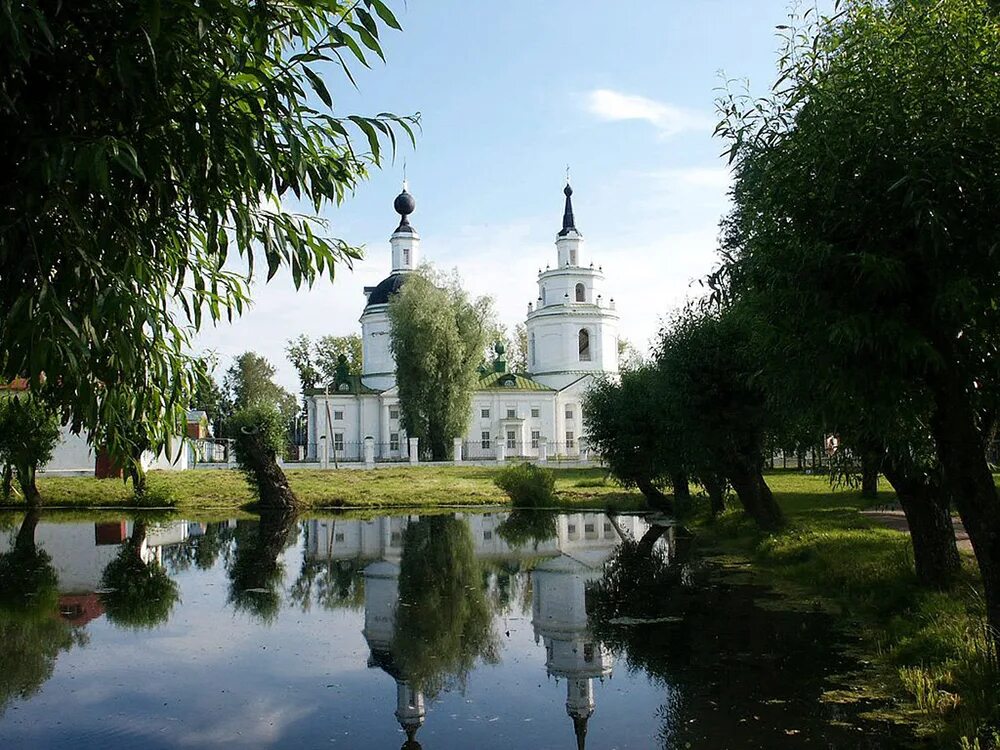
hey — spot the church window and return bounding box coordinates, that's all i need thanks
[565,405,574,420]
[335,533,345,543]
[584,643,595,662]
[403,248,410,265]
[531,430,540,449]
[484,530,493,541]
[570,248,578,265]
[529,333,536,366]
[334,433,344,451]
[506,408,516,419]
[531,407,540,418]
[578,328,591,361]
[541,286,546,305]
[575,283,585,302]
[481,431,491,449]
[390,531,401,546]
[481,408,490,419]
[334,409,344,421]
[566,430,575,448]
[507,430,516,449]
[390,433,399,451]
[389,407,399,420]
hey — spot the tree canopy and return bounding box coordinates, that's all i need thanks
[0,0,416,467]
[716,0,1000,609]
[388,269,494,460]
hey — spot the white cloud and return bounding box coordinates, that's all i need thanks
[584,89,714,136]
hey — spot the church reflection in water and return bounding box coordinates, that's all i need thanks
[305,512,650,749]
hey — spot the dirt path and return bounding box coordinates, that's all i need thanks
[861,510,972,552]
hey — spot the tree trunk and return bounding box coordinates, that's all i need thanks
[881,459,960,589]
[16,462,41,508]
[927,370,1000,646]
[636,524,668,558]
[701,472,727,516]
[15,507,41,553]
[725,458,783,531]
[635,476,674,514]
[1,464,13,502]
[238,431,298,511]
[861,454,879,500]
[671,473,691,504]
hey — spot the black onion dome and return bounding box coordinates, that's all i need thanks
[365,272,408,308]
[393,189,416,233]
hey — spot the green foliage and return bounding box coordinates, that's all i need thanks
[0,0,416,468]
[495,510,558,548]
[389,268,495,460]
[286,333,363,407]
[100,530,181,630]
[0,393,62,504]
[0,517,81,717]
[584,366,676,492]
[494,463,556,508]
[222,352,297,434]
[392,516,499,697]
[229,405,287,498]
[226,513,298,624]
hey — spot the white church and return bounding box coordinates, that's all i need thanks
[305,181,620,462]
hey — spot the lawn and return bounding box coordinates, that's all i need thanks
[694,472,998,746]
[17,464,647,513]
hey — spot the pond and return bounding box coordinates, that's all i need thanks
[0,509,917,749]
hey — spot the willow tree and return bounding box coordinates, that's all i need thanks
[100,520,180,630]
[388,269,494,460]
[716,0,999,601]
[655,306,784,531]
[0,0,416,469]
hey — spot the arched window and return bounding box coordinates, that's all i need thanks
[575,283,585,302]
[541,286,546,305]
[578,329,591,361]
[529,333,536,367]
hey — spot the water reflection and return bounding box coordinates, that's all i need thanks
[100,519,180,629]
[0,510,84,718]
[226,510,299,623]
[0,510,912,749]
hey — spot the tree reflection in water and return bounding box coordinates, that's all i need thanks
[0,510,85,717]
[392,515,499,699]
[226,510,298,624]
[160,522,234,574]
[588,524,901,748]
[496,509,558,550]
[100,519,180,630]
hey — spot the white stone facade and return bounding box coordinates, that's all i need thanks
[306,182,619,461]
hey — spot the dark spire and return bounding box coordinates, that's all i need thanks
[558,182,578,237]
[572,714,589,750]
[393,181,416,234]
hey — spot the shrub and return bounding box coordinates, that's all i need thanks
[494,463,556,508]
[0,393,61,505]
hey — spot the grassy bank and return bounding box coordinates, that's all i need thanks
[695,473,998,746]
[12,465,646,513]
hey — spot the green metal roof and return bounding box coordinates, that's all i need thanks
[305,375,381,396]
[477,372,554,391]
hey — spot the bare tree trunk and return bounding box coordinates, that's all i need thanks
[927,371,1000,647]
[671,473,691,504]
[635,476,674,514]
[725,457,783,531]
[881,459,960,590]
[1,464,13,502]
[15,507,41,552]
[16,462,41,508]
[861,454,879,500]
[238,431,298,511]
[700,472,727,516]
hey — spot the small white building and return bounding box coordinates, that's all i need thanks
[306,182,620,461]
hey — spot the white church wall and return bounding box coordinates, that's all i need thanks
[360,307,395,391]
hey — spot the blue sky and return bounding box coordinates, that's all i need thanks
[195,1,818,393]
